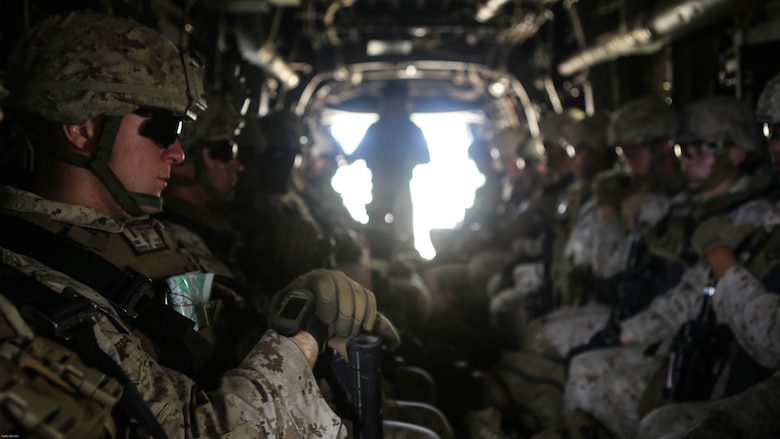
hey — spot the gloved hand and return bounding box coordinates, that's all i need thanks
[690,215,755,258]
[567,322,622,361]
[271,269,401,351]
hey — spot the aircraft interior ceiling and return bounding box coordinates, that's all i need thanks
[1,0,780,134]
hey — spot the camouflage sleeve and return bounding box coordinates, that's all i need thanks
[4,249,345,439]
[712,265,780,369]
[564,198,600,269]
[621,263,710,344]
[97,321,346,439]
[591,209,631,278]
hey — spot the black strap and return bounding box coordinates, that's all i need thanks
[0,212,213,379]
[0,262,169,439]
[0,212,155,318]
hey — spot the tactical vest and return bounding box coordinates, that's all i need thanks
[644,176,769,267]
[0,307,123,439]
[643,220,780,412]
[0,212,215,381]
[721,224,780,396]
[0,264,169,439]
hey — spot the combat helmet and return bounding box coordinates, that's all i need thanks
[608,96,677,146]
[756,73,780,141]
[565,112,616,176]
[4,10,207,216]
[675,96,760,153]
[246,111,308,194]
[173,88,243,202]
[675,96,761,188]
[539,108,586,151]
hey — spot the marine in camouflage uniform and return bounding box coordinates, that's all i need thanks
[483,112,621,436]
[485,112,582,348]
[227,111,335,294]
[633,72,780,439]
[563,96,773,439]
[490,111,615,353]
[0,10,402,438]
[156,87,272,383]
[524,96,683,360]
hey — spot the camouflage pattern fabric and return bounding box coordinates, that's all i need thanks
[488,350,567,434]
[0,186,347,438]
[711,203,780,369]
[5,10,204,123]
[522,303,612,358]
[164,221,234,277]
[563,187,773,439]
[607,96,677,147]
[565,344,664,439]
[636,370,780,439]
[0,296,123,439]
[634,199,780,437]
[756,72,780,123]
[622,193,773,344]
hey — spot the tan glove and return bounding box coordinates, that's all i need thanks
[272,269,401,350]
[691,215,756,258]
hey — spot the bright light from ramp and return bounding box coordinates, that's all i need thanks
[330,111,484,260]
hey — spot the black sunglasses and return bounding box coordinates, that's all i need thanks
[673,141,717,160]
[615,138,659,158]
[133,108,183,149]
[202,139,239,163]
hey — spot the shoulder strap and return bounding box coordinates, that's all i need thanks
[0,212,213,380]
[0,261,169,439]
[0,212,156,318]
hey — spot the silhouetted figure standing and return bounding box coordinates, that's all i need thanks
[350,81,430,253]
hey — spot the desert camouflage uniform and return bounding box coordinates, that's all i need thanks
[0,187,346,438]
[522,174,685,358]
[633,198,780,438]
[564,175,772,439]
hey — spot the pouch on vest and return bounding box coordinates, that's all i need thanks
[0,311,122,439]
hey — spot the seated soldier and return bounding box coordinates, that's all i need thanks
[633,72,780,439]
[227,111,332,294]
[0,10,401,438]
[523,96,683,360]
[484,111,619,435]
[559,96,773,439]
[489,112,616,347]
[158,86,270,383]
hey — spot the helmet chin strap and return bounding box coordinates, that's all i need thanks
[33,117,163,216]
[91,118,163,216]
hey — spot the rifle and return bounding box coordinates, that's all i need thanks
[323,334,385,439]
[664,275,731,402]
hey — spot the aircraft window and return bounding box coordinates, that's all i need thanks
[331,111,485,260]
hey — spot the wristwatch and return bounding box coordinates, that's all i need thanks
[270,289,328,350]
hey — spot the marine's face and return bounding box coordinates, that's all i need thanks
[616,137,653,176]
[109,112,185,212]
[202,138,243,194]
[676,138,717,185]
